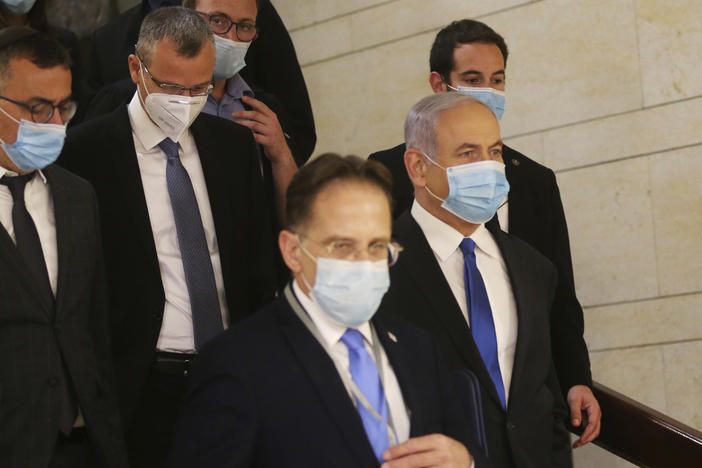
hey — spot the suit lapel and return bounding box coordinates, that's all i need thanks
[278,295,378,466]
[485,221,534,414]
[0,218,53,316]
[371,314,423,437]
[110,107,160,265]
[504,145,530,235]
[44,166,70,321]
[189,119,234,312]
[393,213,503,408]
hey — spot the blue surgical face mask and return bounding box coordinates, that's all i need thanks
[298,238,390,328]
[447,84,506,120]
[1,0,37,15]
[0,106,66,171]
[424,156,509,224]
[213,34,250,81]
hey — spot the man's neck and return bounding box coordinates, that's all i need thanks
[211,79,227,103]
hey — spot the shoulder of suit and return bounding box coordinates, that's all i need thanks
[93,3,145,41]
[368,142,406,163]
[67,105,129,142]
[492,225,556,273]
[374,311,435,347]
[503,144,555,180]
[44,164,96,196]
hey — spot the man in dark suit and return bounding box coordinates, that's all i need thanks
[379,92,572,467]
[167,154,481,468]
[58,8,276,467]
[0,27,128,468]
[369,19,600,448]
[79,0,316,160]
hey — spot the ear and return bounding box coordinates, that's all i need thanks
[429,72,447,93]
[404,148,429,188]
[128,54,141,86]
[279,229,302,273]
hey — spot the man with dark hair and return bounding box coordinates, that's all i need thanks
[379,92,572,467]
[79,0,316,160]
[0,27,128,468]
[58,7,276,467]
[369,18,601,451]
[166,153,484,468]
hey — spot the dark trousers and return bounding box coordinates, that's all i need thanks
[49,428,96,468]
[126,365,190,468]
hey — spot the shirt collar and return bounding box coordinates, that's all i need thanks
[224,74,254,100]
[0,166,47,184]
[292,279,374,348]
[126,91,196,154]
[411,200,500,260]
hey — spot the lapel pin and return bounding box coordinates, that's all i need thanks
[511,158,520,166]
[387,331,398,342]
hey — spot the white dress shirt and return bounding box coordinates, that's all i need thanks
[127,92,229,353]
[411,201,518,404]
[0,167,57,296]
[292,279,410,444]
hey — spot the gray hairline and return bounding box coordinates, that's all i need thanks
[404,93,490,160]
[135,7,214,67]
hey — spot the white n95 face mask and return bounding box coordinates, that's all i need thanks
[1,0,38,15]
[139,66,207,142]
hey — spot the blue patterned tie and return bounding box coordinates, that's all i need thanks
[459,238,506,409]
[159,138,223,349]
[340,329,390,463]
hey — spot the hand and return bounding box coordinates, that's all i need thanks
[568,384,601,448]
[381,434,472,468]
[232,95,293,165]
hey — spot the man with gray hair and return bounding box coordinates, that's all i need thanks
[379,92,573,467]
[59,7,277,467]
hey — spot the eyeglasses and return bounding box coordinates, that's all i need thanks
[136,53,214,96]
[0,96,77,124]
[298,234,404,266]
[197,12,258,42]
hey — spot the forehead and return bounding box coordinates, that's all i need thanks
[305,180,391,239]
[195,0,257,18]
[2,57,71,101]
[435,103,499,148]
[452,42,505,73]
[149,38,215,83]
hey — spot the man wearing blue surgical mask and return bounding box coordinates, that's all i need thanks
[0,27,128,468]
[370,19,601,452]
[183,0,298,226]
[379,92,572,468]
[167,153,486,468]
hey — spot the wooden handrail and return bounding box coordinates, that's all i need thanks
[572,381,702,467]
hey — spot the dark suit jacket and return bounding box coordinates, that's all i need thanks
[369,143,591,393]
[379,212,572,468]
[0,165,128,468]
[166,292,486,468]
[57,106,277,427]
[78,0,316,161]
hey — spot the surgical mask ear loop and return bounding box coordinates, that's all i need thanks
[296,235,317,292]
[421,151,448,202]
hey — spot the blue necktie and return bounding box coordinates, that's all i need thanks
[459,238,507,409]
[159,138,223,349]
[341,329,390,463]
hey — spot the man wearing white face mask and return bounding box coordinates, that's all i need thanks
[167,153,486,468]
[58,7,277,468]
[378,93,572,468]
[0,27,128,468]
[370,19,601,450]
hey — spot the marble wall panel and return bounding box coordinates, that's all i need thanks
[662,341,702,430]
[302,32,435,156]
[649,148,702,296]
[290,16,353,65]
[636,0,702,107]
[489,0,642,137]
[271,0,389,31]
[589,346,667,412]
[572,441,637,468]
[583,293,702,351]
[502,133,545,165]
[556,158,657,306]
[540,97,702,172]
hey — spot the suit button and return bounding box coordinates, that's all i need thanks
[47,377,59,387]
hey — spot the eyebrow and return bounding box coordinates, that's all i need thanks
[210,10,255,23]
[454,140,503,152]
[458,69,505,77]
[27,95,74,105]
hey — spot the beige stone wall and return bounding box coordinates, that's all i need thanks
[273,0,702,465]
